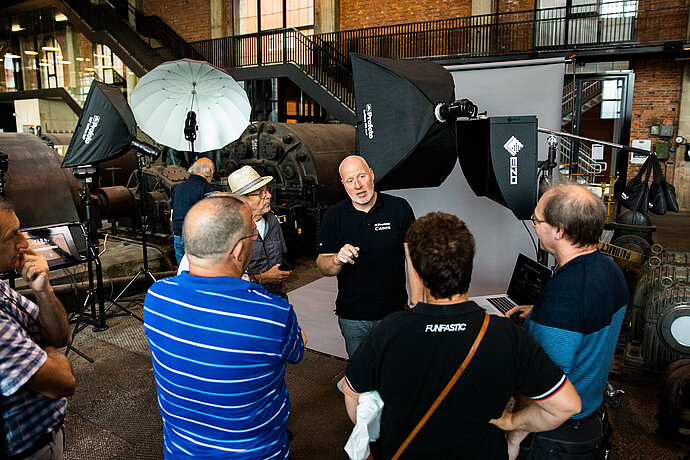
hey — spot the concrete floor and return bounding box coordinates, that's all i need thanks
[56,212,690,459]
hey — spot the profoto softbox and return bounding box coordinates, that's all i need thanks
[351,53,458,190]
[62,81,137,168]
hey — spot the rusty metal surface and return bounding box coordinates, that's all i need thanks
[0,133,80,228]
[222,122,356,204]
[96,186,136,219]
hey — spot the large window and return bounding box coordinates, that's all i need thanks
[536,0,637,47]
[39,36,64,89]
[238,0,313,35]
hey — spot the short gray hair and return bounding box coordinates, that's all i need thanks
[542,183,606,247]
[188,158,215,176]
[183,194,248,262]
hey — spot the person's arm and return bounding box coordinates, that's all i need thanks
[23,346,76,399]
[405,243,424,304]
[342,377,362,424]
[256,264,291,284]
[19,250,70,347]
[490,381,580,459]
[317,244,360,276]
[490,379,580,432]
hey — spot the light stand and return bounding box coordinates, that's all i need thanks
[0,149,8,198]
[106,141,160,312]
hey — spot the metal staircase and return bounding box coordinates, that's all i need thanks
[560,81,606,174]
[57,0,201,76]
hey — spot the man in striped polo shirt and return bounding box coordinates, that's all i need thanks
[144,194,305,459]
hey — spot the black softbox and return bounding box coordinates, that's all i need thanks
[62,81,137,168]
[351,53,457,190]
[457,116,538,220]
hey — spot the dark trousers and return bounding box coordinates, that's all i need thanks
[518,404,612,460]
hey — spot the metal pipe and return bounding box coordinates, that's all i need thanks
[15,270,178,299]
[538,127,650,155]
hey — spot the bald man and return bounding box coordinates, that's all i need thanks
[144,194,305,459]
[170,157,215,264]
[504,183,627,459]
[317,155,417,357]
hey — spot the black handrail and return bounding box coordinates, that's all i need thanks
[59,0,164,71]
[193,28,355,110]
[318,1,688,61]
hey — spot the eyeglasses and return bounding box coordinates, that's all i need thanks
[247,189,270,199]
[530,213,546,225]
[230,231,258,253]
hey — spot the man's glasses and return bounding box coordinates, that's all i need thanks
[530,213,546,225]
[230,230,258,253]
[247,189,270,199]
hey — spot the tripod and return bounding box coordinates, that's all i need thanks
[106,151,156,311]
[67,166,145,362]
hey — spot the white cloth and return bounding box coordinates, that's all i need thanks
[256,216,267,239]
[344,389,384,460]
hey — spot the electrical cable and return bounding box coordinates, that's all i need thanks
[522,220,538,260]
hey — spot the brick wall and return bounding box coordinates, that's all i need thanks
[339,0,472,31]
[141,0,212,43]
[628,59,684,184]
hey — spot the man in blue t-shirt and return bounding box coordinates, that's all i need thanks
[145,193,305,459]
[507,184,628,459]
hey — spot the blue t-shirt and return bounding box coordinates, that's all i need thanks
[525,250,627,418]
[144,273,304,459]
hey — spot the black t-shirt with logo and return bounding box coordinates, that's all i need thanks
[318,193,414,320]
[346,301,567,459]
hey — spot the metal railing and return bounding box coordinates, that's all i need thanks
[317,1,687,61]
[193,28,355,109]
[563,80,603,118]
[560,137,608,174]
[59,0,165,71]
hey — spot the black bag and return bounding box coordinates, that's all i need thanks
[621,155,652,215]
[648,155,679,215]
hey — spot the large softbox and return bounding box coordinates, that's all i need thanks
[351,53,457,190]
[62,81,137,168]
[457,116,538,220]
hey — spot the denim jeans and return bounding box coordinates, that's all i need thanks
[173,234,185,265]
[338,318,381,358]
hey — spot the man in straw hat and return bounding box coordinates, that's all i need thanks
[171,157,215,264]
[227,165,291,298]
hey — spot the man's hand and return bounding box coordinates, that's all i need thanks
[335,244,360,266]
[504,304,533,319]
[301,329,308,346]
[18,249,51,293]
[261,264,291,284]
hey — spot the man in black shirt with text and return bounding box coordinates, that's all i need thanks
[317,155,421,357]
[343,212,581,459]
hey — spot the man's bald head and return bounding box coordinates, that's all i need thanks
[540,183,606,247]
[183,193,251,264]
[338,155,370,179]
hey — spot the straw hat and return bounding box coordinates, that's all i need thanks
[227,165,273,195]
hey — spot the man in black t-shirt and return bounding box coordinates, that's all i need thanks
[317,155,421,357]
[343,212,581,459]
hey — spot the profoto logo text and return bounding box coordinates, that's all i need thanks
[363,103,374,140]
[503,136,524,185]
[82,115,101,145]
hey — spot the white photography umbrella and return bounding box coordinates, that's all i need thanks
[130,59,251,153]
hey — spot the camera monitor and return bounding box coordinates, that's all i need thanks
[20,224,83,270]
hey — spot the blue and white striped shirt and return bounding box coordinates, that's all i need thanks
[144,273,304,459]
[0,281,66,458]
